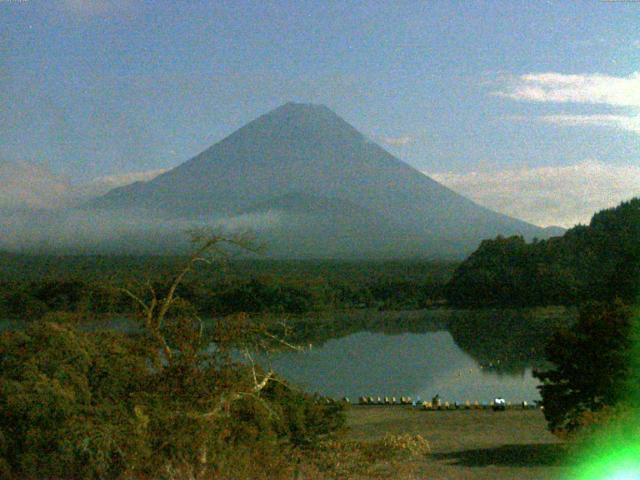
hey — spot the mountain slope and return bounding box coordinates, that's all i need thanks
[92,102,546,257]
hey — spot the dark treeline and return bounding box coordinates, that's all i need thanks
[0,258,456,322]
[0,254,456,283]
[445,198,640,307]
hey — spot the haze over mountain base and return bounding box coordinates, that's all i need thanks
[3,103,558,258]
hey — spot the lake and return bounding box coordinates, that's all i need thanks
[253,306,576,403]
[256,330,540,403]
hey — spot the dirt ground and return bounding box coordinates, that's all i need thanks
[345,406,568,479]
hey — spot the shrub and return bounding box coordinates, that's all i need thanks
[0,320,346,479]
[534,301,633,434]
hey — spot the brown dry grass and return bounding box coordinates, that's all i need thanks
[337,406,569,479]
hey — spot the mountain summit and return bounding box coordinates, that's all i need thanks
[93,102,547,257]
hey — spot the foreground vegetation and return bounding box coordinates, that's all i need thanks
[0,319,346,479]
[0,235,350,479]
[535,301,636,433]
[8,312,481,479]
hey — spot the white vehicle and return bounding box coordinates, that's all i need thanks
[492,398,506,411]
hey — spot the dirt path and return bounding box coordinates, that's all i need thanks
[346,406,568,479]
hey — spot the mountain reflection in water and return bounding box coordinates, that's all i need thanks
[256,307,576,402]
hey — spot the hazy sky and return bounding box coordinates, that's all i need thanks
[1,0,639,226]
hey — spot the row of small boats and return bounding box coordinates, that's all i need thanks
[355,396,540,410]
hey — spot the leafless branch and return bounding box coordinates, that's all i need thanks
[261,329,305,352]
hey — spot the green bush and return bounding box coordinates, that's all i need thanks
[0,320,345,479]
[535,301,633,434]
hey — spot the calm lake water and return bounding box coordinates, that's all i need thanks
[256,330,541,403]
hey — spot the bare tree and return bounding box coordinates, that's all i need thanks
[120,228,262,365]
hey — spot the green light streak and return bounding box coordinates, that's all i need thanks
[571,437,640,479]
[565,309,640,479]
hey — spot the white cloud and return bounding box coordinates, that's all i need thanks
[0,162,71,210]
[495,71,640,135]
[0,161,167,210]
[377,135,413,146]
[428,160,640,228]
[495,72,640,107]
[514,113,640,135]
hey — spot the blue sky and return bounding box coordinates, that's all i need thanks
[1,0,639,226]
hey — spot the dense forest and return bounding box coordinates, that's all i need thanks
[445,198,640,307]
[0,258,455,322]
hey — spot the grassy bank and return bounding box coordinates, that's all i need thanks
[342,406,567,479]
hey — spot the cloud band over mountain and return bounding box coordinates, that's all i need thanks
[3,157,638,233]
[429,160,640,228]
